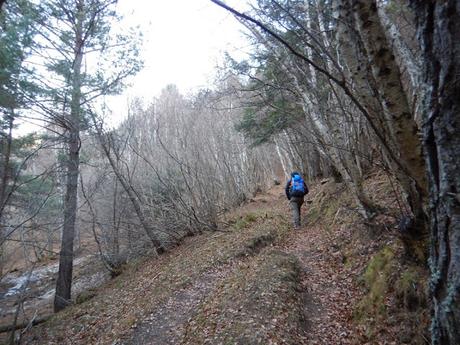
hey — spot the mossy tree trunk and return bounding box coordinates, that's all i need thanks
[411,1,460,344]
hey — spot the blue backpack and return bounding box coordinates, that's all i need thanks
[290,174,305,197]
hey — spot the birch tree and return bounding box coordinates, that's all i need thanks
[335,0,427,240]
[211,0,430,256]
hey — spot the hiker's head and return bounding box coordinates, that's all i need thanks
[291,171,300,177]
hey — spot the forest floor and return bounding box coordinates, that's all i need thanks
[17,175,428,344]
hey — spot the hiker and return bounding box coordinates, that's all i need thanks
[285,171,309,229]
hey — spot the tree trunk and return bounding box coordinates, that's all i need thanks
[112,177,120,256]
[54,131,79,312]
[411,1,460,344]
[54,2,84,312]
[335,0,429,258]
[377,3,422,124]
[0,114,13,275]
[351,0,426,196]
[0,115,13,215]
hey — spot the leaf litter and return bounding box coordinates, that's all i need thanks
[22,178,423,344]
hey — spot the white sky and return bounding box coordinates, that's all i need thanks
[16,0,251,133]
[116,0,250,98]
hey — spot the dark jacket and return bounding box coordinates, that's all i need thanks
[285,177,308,200]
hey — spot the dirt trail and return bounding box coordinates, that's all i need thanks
[116,189,287,345]
[116,265,236,345]
[118,185,358,344]
[282,225,359,344]
[245,187,359,344]
[22,183,361,344]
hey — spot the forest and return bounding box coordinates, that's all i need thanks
[0,0,459,344]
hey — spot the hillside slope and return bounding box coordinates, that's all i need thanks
[21,176,428,344]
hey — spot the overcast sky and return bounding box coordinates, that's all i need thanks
[17,0,250,133]
[116,0,249,98]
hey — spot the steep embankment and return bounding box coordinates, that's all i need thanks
[21,175,429,344]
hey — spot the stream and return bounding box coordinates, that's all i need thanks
[0,255,110,326]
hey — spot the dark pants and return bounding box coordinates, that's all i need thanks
[289,196,304,227]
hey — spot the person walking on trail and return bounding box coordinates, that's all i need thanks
[285,172,309,229]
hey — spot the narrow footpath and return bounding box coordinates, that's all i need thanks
[118,184,361,344]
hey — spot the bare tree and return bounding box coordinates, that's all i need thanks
[89,114,164,253]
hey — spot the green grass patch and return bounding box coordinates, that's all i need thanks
[355,245,396,321]
[232,211,261,230]
[395,266,427,311]
[353,244,430,344]
[356,248,430,343]
[75,289,97,304]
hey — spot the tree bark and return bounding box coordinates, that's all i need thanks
[411,1,460,344]
[342,0,428,219]
[351,0,425,184]
[0,115,14,275]
[377,3,422,123]
[0,115,13,216]
[54,1,84,312]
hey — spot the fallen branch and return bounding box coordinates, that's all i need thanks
[0,315,52,334]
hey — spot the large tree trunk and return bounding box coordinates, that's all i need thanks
[54,130,80,312]
[336,0,429,259]
[377,3,422,125]
[0,114,13,276]
[411,1,460,344]
[339,0,428,209]
[54,2,84,312]
[351,0,426,195]
[0,115,13,215]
